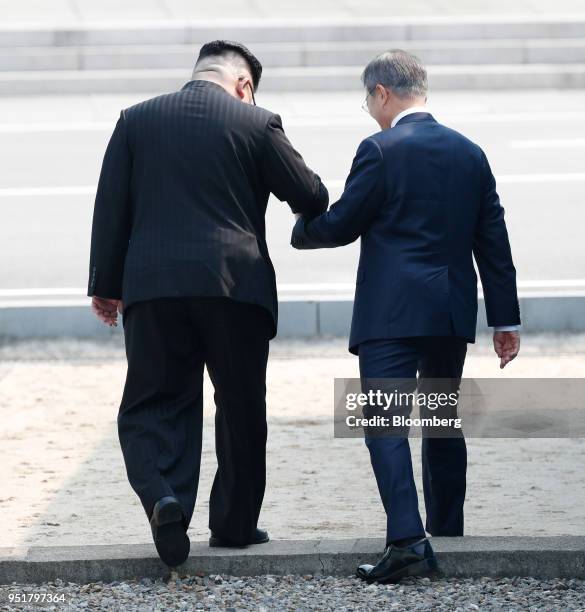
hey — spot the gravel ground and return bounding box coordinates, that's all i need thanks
[1,574,585,611]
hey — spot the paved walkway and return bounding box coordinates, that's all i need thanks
[2,89,585,289]
[1,0,584,25]
[1,335,584,549]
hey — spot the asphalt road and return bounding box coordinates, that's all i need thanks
[1,89,584,293]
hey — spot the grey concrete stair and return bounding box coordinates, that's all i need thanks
[1,18,584,93]
[2,39,585,72]
[2,17,585,46]
[1,64,585,95]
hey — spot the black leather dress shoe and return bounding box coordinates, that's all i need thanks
[149,495,190,567]
[356,538,438,584]
[209,528,269,548]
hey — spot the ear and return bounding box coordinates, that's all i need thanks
[235,79,247,100]
[376,84,388,106]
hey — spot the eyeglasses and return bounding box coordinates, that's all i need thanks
[361,92,370,115]
[239,77,257,106]
[361,98,369,114]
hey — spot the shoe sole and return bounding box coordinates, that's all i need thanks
[152,500,190,567]
[155,499,183,526]
[365,557,439,585]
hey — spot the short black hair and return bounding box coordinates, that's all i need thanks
[196,40,263,92]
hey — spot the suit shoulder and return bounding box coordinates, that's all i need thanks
[358,133,385,156]
[122,91,182,119]
[122,90,277,136]
[434,123,485,159]
[243,103,277,128]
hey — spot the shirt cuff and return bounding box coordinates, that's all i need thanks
[493,325,520,332]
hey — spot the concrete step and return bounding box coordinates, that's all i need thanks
[1,17,585,47]
[2,537,585,584]
[1,292,584,339]
[2,39,585,71]
[2,64,585,95]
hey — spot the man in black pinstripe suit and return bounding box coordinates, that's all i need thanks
[87,40,328,566]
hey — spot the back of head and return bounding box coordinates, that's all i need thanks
[361,49,427,100]
[194,40,263,92]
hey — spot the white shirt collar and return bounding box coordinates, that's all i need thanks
[391,106,429,128]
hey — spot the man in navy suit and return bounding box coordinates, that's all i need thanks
[291,49,521,583]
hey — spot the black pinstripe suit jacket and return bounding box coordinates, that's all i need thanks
[87,79,328,336]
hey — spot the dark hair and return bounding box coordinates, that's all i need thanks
[362,49,427,99]
[197,40,263,91]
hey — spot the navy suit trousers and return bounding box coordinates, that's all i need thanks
[358,336,468,543]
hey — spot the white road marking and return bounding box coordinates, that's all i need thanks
[516,279,585,288]
[2,173,585,198]
[2,279,585,300]
[0,122,112,133]
[0,287,87,297]
[0,299,91,308]
[510,138,585,149]
[3,111,585,133]
[495,173,585,184]
[325,174,585,189]
[286,111,585,127]
[0,186,95,196]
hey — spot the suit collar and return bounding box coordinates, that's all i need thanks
[181,79,228,94]
[394,112,436,127]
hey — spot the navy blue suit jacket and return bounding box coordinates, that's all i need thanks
[291,112,520,354]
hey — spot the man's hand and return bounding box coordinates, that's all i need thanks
[291,214,308,249]
[493,330,520,369]
[91,296,123,327]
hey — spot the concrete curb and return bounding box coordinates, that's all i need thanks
[0,294,584,340]
[1,537,585,584]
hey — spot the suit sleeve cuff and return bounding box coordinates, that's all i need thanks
[493,325,520,332]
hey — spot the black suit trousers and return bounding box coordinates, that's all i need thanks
[117,296,272,545]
